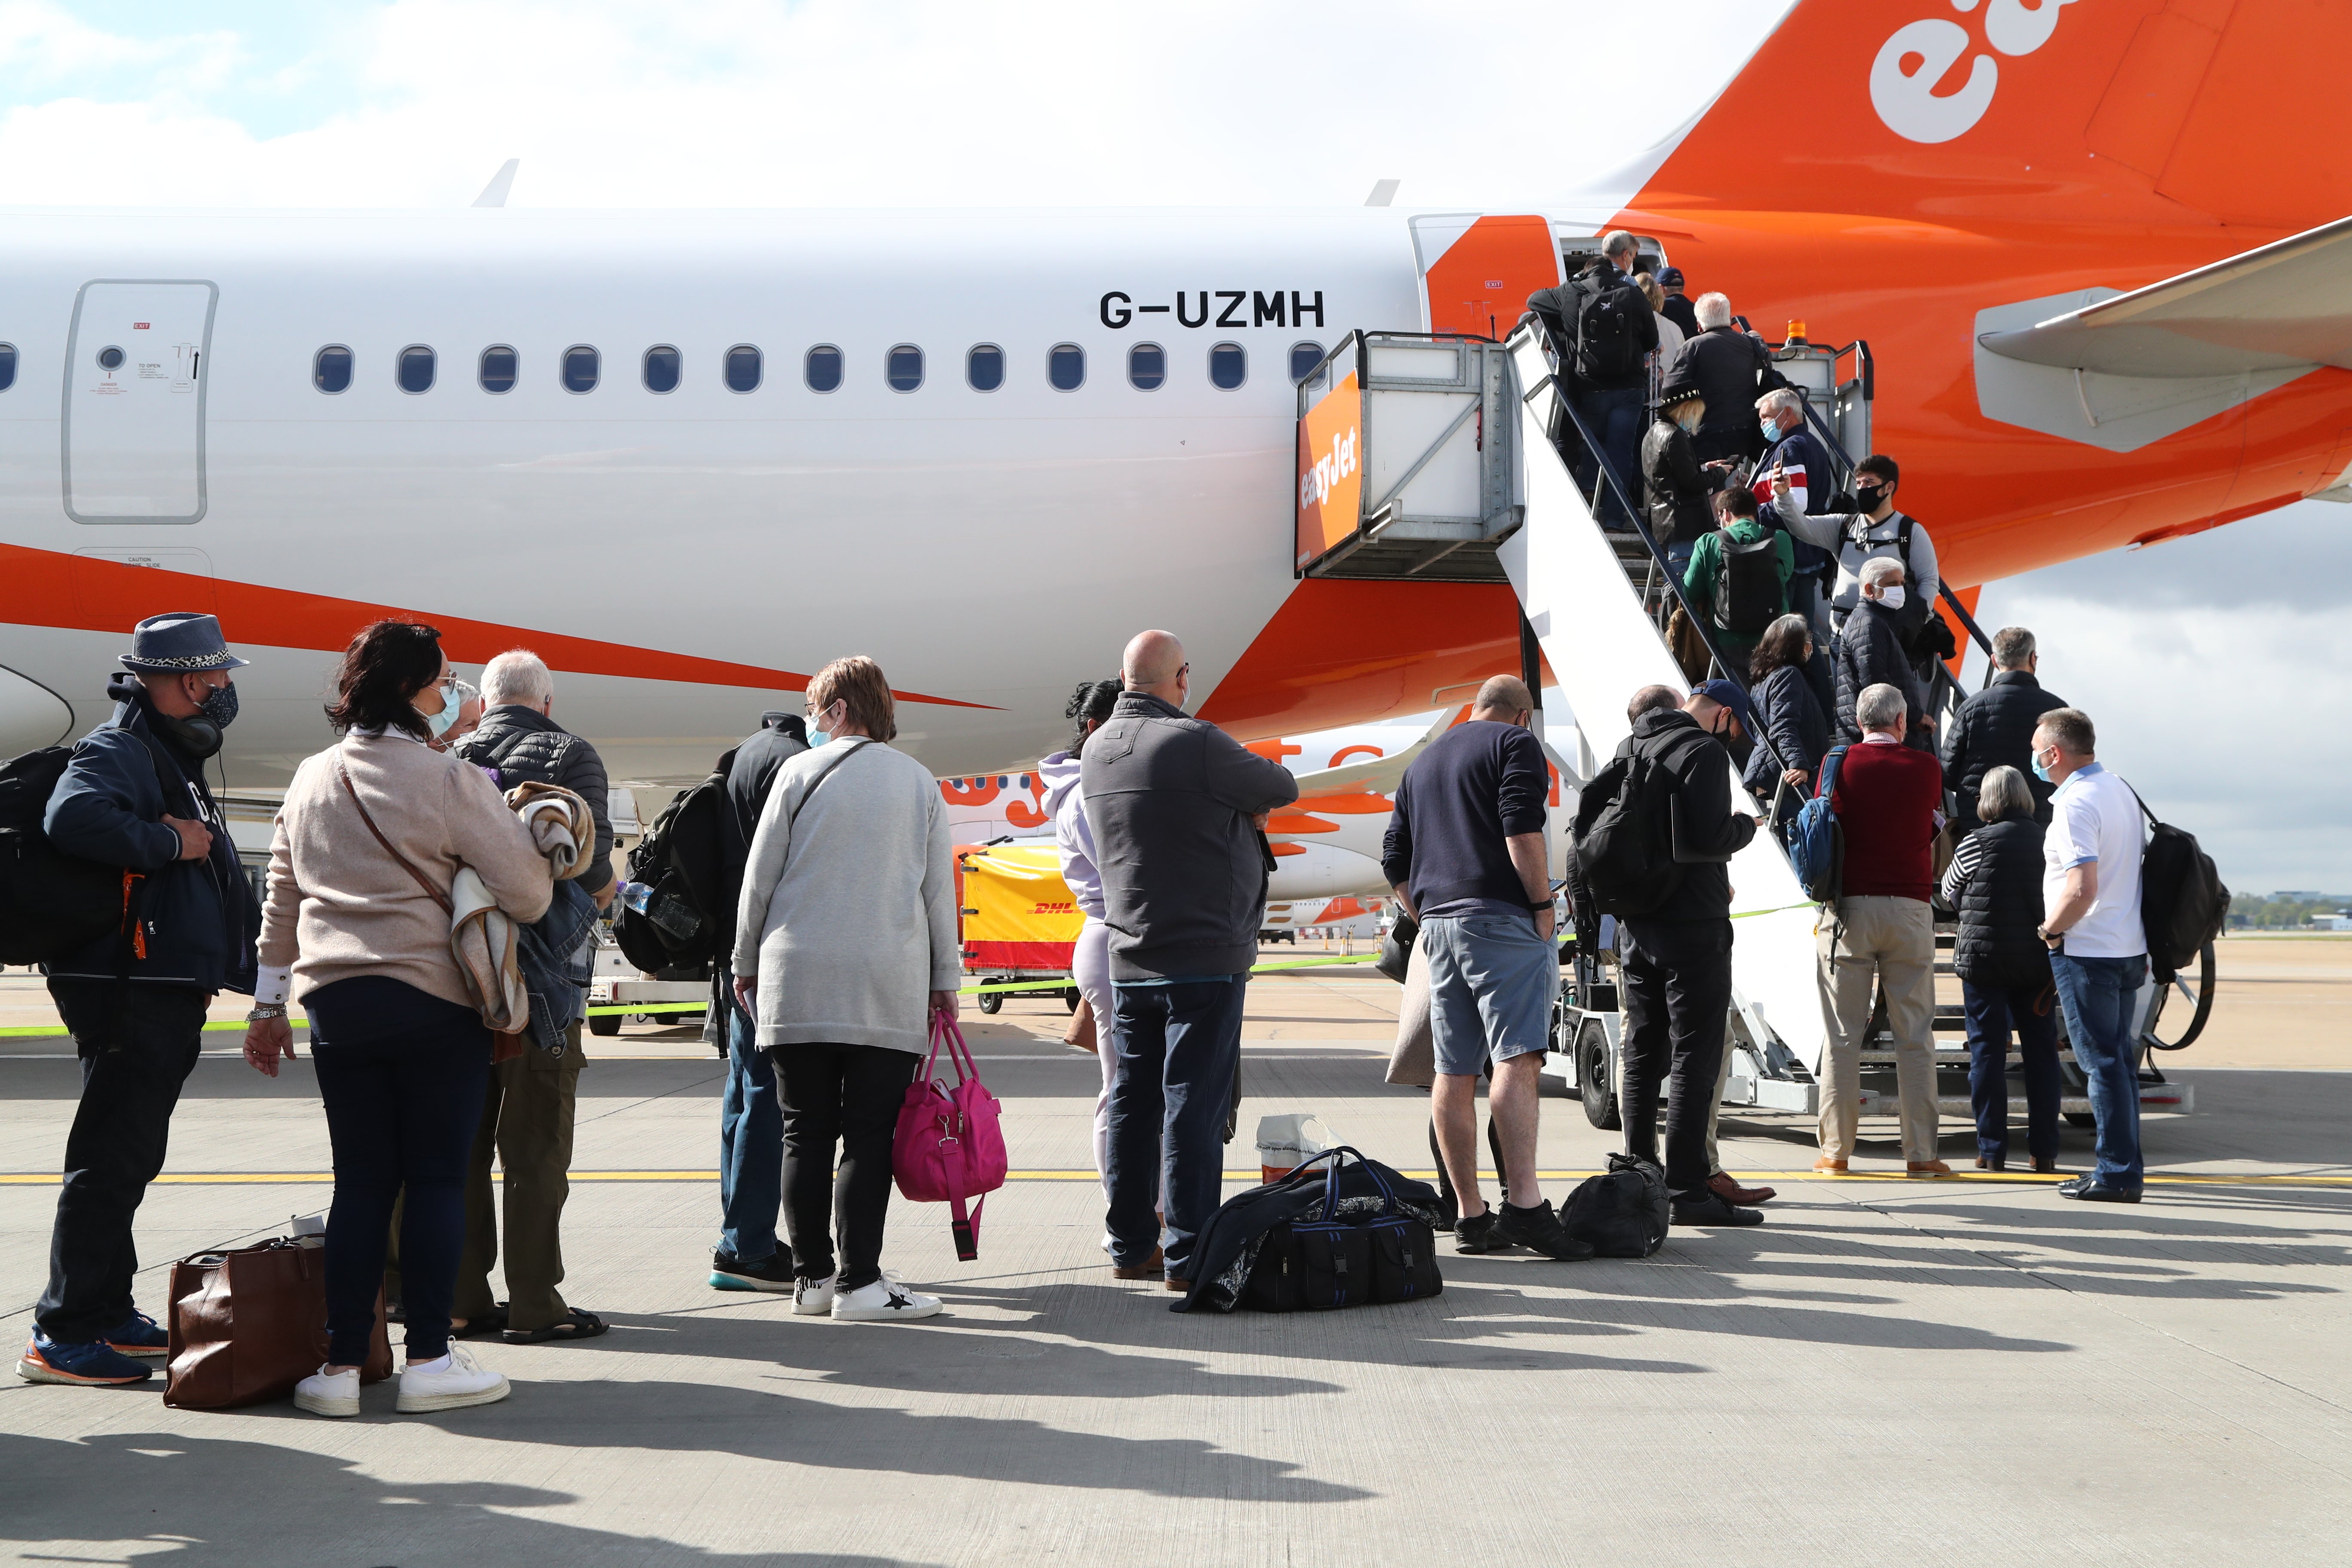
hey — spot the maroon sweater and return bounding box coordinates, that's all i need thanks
[1827,738,1944,901]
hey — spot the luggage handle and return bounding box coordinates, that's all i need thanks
[1267,1145,1401,1224]
[921,1011,983,1091]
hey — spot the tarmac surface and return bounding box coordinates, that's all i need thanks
[2,940,2347,1565]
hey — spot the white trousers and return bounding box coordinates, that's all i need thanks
[1072,918,1116,1197]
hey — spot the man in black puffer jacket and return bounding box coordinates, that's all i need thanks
[1833,558,1929,749]
[1942,625,2067,830]
[1939,766,2059,1173]
[446,649,612,1346]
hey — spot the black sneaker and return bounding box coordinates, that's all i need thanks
[1671,1190,1764,1227]
[1453,1210,1506,1254]
[1491,1200,1595,1260]
[710,1248,797,1292]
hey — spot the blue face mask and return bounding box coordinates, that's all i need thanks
[2031,755,2052,784]
[419,685,462,738]
[198,680,238,731]
[1760,417,1779,443]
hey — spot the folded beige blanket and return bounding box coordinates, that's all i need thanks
[504,780,596,880]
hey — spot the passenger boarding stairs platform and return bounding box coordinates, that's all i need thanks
[1294,326,2205,1129]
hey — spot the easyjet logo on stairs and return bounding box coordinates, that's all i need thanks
[1869,0,2077,144]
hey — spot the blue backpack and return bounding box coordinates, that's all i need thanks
[1786,745,1848,904]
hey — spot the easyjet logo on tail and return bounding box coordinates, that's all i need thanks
[1869,0,2076,144]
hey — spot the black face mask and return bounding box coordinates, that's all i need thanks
[144,678,235,760]
[1852,484,1886,512]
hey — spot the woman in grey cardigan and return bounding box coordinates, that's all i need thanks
[732,655,961,1323]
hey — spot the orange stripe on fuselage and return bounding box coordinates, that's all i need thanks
[0,543,990,708]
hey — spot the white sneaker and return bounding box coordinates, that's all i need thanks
[293,1363,360,1418]
[831,1275,943,1323]
[394,1342,511,1413]
[792,1272,839,1317]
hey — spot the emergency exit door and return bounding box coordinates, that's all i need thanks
[63,280,217,523]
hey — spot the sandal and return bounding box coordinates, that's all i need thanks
[502,1308,608,1344]
[450,1305,509,1339]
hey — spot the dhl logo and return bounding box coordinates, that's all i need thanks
[1029,900,1076,916]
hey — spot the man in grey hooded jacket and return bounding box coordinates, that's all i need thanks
[1083,631,1297,1290]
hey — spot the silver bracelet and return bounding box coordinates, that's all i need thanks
[246,1003,288,1023]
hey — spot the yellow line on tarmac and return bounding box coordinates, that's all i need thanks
[0,1169,2347,1188]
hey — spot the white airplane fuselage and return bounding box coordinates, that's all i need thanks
[0,206,1425,787]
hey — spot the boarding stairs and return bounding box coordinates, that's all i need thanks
[1293,324,2202,1129]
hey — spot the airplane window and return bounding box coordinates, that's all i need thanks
[967,344,1004,392]
[313,346,352,395]
[725,344,762,394]
[479,345,518,394]
[1128,343,1166,391]
[887,344,924,392]
[397,345,436,394]
[1290,341,1326,385]
[0,343,17,393]
[806,344,843,393]
[644,345,681,394]
[561,345,600,394]
[1049,343,1084,392]
[1209,341,1246,389]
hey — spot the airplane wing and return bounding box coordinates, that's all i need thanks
[1284,707,1458,799]
[1977,213,2352,378]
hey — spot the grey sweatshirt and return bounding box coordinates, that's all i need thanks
[731,739,961,1054]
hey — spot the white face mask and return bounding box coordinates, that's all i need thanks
[1876,585,1908,611]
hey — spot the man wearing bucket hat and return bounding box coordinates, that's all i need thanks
[17,612,260,1388]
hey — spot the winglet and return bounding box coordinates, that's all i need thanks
[1364,179,1399,208]
[472,159,520,208]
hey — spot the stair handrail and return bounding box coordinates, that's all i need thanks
[1509,315,1798,787]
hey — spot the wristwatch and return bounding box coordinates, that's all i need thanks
[245,1003,287,1023]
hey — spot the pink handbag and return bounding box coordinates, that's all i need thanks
[893,1013,1008,1260]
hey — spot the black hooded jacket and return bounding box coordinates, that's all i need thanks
[1617,707,1756,925]
[1942,669,2067,830]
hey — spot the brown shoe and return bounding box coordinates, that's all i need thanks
[1975,1154,2007,1171]
[1708,1172,1777,1205]
[1162,1277,1190,1293]
[1112,1247,1166,1280]
[1813,1157,1849,1174]
[2030,1155,2060,1174]
[1907,1160,1955,1178]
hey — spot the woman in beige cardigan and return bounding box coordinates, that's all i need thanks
[243,621,551,1417]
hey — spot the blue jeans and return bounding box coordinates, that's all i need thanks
[717,978,785,1266]
[2050,952,2148,1188]
[1576,385,1646,526]
[1962,979,2061,1166]
[1107,977,1246,1274]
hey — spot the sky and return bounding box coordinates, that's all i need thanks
[1,0,2340,891]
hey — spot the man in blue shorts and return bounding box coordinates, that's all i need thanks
[1382,676,1590,1260]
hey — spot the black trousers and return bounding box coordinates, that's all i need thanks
[37,980,210,1343]
[775,1041,919,1292]
[308,980,490,1365]
[1618,918,1734,1193]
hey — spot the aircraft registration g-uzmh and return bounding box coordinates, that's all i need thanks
[3,0,2349,796]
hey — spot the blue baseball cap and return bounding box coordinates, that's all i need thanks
[1690,678,1753,732]
[1657,266,1687,288]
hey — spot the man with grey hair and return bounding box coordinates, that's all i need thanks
[1677,292,1788,466]
[1830,557,1929,748]
[1528,230,1657,527]
[1942,624,2067,831]
[447,647,615,1344]
[1813,681,1947,1176]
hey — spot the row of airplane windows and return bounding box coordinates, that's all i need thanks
[303,339,1331,397]
[0,338,1336,398]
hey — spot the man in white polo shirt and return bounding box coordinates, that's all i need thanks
[2029,707,2147,1202]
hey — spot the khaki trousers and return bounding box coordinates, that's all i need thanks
[454,1023,585,1332]
[1816,896,1939,1164]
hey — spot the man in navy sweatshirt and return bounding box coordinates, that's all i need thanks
[1381,677,1590,1262]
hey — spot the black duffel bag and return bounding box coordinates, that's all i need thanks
[1562,1152,1669,1258]
[1175,1146,1444,1314]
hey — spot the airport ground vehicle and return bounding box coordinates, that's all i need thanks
[957,842,1081,1015]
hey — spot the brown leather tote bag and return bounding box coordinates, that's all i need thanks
[162,1237,392,1410]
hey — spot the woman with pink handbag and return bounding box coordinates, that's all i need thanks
[731,657,962,1323]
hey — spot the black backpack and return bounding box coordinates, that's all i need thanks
[1712,527,1785,634]
[1572,746,1683,918]
[0,746,131,966]
[1574,276,1646,384]
[1562,1152,1670,1258]
[612,766,732,973]
[2131,786,2228,984]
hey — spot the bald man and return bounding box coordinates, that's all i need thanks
[1083,630,1299,1291]
[1381,675,1590,1260]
